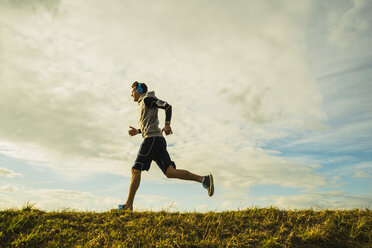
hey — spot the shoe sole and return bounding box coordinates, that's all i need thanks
[208,174,214,197]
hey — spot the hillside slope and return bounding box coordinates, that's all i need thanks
[0,207,371,247]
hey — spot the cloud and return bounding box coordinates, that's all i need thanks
[351,162,372,178]
[0,0,327,188]
[0,0,324,156]
[353,171,372,178]
[0,167,21,178]
[25,188,120,211]
[134,194,183,212]
[281,119,372,154]
[219,191,372,210]
[0,193,20,209]
[271,191,372,209]
[194,204,210,212]
[0,0,370,211]
[0,0,61,11]
[219,198,259,211]
[136,194,171,205]
[0,0,133,164]
[1,186,122,211]
[0,185,17,192]
[327,0,372,51]
[220,201,236,210]
[0,141,132,181]
[162,201,181,212]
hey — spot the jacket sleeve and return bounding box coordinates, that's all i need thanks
[144,96,172,124]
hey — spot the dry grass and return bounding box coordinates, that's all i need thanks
[0,204,371,247]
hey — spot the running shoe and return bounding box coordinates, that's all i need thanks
[117,204,133,211]
[202,174,214,197]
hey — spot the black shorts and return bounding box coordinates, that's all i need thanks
[132,136,176,174]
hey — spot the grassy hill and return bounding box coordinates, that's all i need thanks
[0,206,371,247]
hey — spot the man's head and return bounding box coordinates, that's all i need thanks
[131,81,148,102]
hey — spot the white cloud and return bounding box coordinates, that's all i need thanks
[0,0,371,211]
[353,171,372,178]
[136,194,171,205]
[220,201,236,210]
[194,204,210,212]
[327,0,372,50]
[0,185,17,192]
[162,201,181,212]
[0,141,133,182]
[282,119,372,152]
[219,191,372,210]
[0,0,327,192]
[219,199,257,211]
[25,188,121,211]
[133,194,182,212]
[0,167,21,178]
[351,162,372,178]
[0,194,20,209]
[0,187,185,212]
[271,191,372,209]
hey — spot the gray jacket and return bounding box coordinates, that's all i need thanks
[138,91,163,139]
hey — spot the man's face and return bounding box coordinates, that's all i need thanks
[131,86,140,102]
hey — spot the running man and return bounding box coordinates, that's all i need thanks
[118,82,214,211]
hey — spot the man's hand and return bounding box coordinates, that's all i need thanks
[161,124,173,135]
[128,126,139,136]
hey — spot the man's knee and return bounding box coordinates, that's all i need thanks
[165,166,176,178]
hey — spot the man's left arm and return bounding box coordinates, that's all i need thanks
[144,97,173,135]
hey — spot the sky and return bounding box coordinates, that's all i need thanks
[0,0,371,212]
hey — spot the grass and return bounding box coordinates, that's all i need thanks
[0,204,371,247]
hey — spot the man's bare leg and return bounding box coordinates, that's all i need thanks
[165,165,203,183]
[124,168,141,208]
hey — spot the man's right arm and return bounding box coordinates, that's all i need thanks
[128,126,141,136]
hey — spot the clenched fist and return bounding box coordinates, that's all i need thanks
[128,126,139,136]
